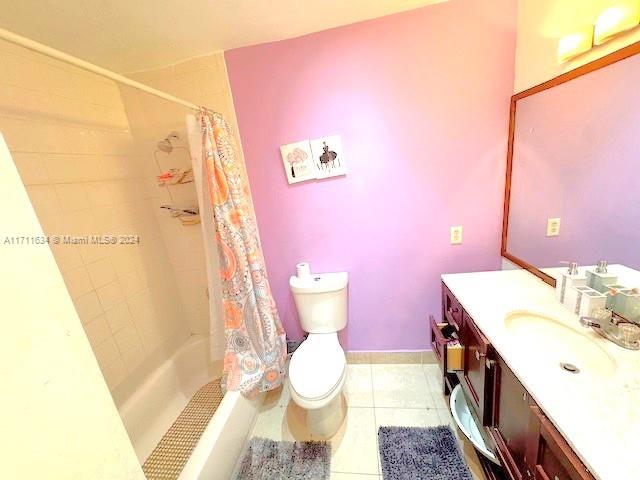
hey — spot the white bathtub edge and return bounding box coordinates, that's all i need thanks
[178,390,264,480]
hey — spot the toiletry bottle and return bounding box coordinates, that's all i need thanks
[556,262,586,304]
[585,260,617,293]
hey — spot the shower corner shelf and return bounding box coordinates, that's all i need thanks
[158,179,194,187]
[156,168,194,187]
[179,215,200,226]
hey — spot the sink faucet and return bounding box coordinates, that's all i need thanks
[579,312,640,350]
[579,316,602,329]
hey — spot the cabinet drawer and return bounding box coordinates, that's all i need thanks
[442,284,463,330]
[527,407,595,480]
[430,315,463,372]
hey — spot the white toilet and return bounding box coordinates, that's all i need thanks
[288,269,348,437]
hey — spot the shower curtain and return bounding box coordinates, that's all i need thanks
[188,111,286,396]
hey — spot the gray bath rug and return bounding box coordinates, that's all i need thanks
[236,437,331,480]
[378,425,473,480]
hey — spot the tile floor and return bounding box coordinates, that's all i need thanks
[252,363,486,479]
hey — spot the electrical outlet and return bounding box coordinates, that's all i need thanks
[547,217,561,237]
[450,225,463,245]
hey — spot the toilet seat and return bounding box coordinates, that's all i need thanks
[289,333,346,409]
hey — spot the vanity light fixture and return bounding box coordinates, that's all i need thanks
[557,27,594,63]
[557,1,640,63]
[594,3,640,45]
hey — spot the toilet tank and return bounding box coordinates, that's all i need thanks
[289,272,348,333]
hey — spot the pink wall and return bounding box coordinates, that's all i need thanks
[508,51,640,270]
[225,0,516,350]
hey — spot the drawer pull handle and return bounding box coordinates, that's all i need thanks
[475,350,486,361]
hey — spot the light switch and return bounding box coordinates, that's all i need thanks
[450,226,463,245]
[547,217,561,236]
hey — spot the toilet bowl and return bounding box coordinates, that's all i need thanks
[289,333,347,409]
[287,269,348,437]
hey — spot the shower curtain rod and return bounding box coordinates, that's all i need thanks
[0,27,214,113]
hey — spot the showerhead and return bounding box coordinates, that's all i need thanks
[157,139,173,153]
[157,131,180,153]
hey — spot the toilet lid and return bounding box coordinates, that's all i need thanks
[289,334,346,400]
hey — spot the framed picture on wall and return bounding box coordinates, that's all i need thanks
[280,140,315,184]
[310,135,347,179]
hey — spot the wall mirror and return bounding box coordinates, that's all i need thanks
[502,41,640,319]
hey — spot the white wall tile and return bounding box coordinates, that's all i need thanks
[63,266,93,298]
[121,344,146,373]
[25,185,61,217]
[87,258,118,288]
[78,243,109,264]
[102,357,128,391]
[96,280,125,310]
[3,40,198,394]
[51,244,84,272]
[114,324,143,354]
[84,182,115,208]
[84,314,112,347]
[11,152,50,185]
[72,291,104,323]
[54,184,90,213]
[104,302,134,333]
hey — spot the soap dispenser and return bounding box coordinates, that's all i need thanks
[586,260,617,294]
[556,262,586,304]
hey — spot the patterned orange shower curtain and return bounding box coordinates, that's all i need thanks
[199,111,287,396]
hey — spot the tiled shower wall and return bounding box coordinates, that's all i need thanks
[0,39,191,400]
[120,52,243,360]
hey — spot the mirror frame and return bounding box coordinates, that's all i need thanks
[501,40,640,288]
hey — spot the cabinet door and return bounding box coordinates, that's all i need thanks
[489,358,532,480]
[526,407,595,480]
[442,283,463,330]
[461,311,494,425]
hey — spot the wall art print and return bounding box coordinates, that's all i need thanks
[280,135,347,184]
[310,135,347,179]
[280,140,315,184]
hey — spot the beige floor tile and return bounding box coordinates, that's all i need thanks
[263,378,291,409]
[427,387,450,410]
[344,364,374,407]
[423,364,450,410]
[250,404,314,442]
[371,364,430,408]
[328,407,379,475]
[422,363,443,381]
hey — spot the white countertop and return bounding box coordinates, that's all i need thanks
[441,269,640,480]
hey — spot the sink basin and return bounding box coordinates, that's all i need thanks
[504,311,617,378]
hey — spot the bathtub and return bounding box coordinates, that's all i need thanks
[118,334,263,479]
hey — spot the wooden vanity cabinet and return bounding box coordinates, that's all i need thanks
[438,282,596,480]
[489,357,534,480]
[526,407,595,480]
[461,311,495,426]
